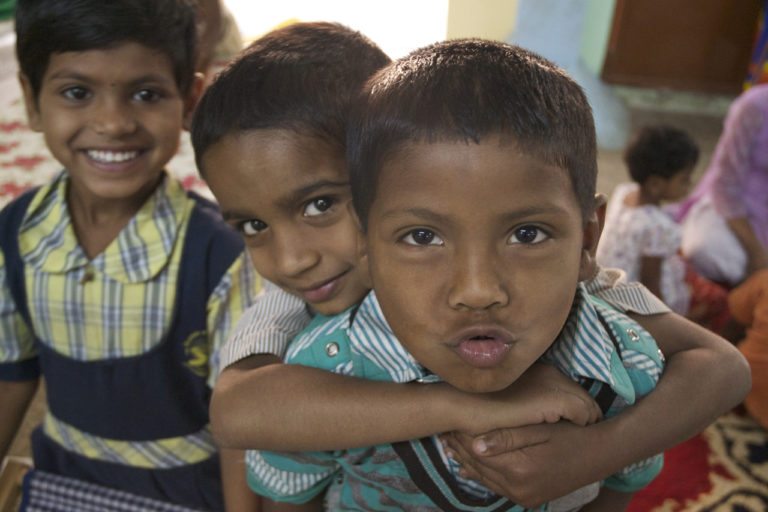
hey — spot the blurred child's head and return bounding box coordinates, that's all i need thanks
[348,39,601,393]
[624,125,698,201]
[192,22,390,315]
[16,0,201,204]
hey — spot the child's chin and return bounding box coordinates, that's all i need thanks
[446,372,513,394]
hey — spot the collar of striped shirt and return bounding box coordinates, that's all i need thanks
[347,284,638,403]
[18,169,188,283]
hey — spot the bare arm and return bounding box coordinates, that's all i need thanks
[580,488,633,512]
[210,357,599,452]
[0,378,39,461]
[638,256,663,300]
[219,448,262,512]
[727,217,768,279]
[263,495,324,511]
[443,311,750,505]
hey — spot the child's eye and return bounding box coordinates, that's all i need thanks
[304,198,334,217]
[402,229,444,246]
[509,226,549,244]
[241,219,267,236]
[61,86,91,101]
[133,89,161,102]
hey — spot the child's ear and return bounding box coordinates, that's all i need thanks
[182,72,205,131]
[18,73,42,132]
[578,194,606,282]
[594,193,607,239]
[349,203,373,289]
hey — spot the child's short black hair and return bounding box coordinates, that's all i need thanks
[624,125,699,184]
[15,0,198,100]
[348,39,597,229]
[191,21,391,175]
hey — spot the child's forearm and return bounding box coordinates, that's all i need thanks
[212,356,476,451]
[559,313,749,477]
[0,378,39,461]
[638,256,663,300]
[444,312,750,504]
[219,448,262,511]
[579,489,633,512]
[211,357,597,452]
[621,311,751,441]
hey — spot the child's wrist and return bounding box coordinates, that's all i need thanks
[414,381,475,432]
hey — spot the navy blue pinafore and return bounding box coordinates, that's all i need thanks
[0,187,244,511]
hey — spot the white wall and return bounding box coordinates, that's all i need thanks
[222,0,449,59]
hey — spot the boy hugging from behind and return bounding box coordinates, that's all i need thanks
[243,39,665,511]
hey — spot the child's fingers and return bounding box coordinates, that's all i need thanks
[442,433,516,500]
[470,424,553,456]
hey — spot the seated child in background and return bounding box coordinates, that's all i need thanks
[597,125,730,332]
[193,27,749,512]
[728,268,768,429]
[0,1,260,510]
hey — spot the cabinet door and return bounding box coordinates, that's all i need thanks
[602,0,763,94]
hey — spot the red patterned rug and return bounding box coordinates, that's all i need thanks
[627,409,768,511]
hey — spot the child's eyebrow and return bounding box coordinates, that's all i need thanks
[221,208,257,222]
[46,71,174,88]
[126,74,177,87]
[46,70,94,83]
[379,204,572,223]
[378,207,450,225]
[220,179,350,222]
[275,179,349,209]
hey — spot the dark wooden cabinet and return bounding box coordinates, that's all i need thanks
[602,0,763,94]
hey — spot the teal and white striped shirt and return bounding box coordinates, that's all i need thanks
[246,285,665,510]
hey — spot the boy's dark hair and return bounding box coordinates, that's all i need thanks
[348,39,598,229]
[15,0,198,100]
[191,22,391,175]
[624,125,699,184]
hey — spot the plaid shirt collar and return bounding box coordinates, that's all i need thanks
[19,169,188,284]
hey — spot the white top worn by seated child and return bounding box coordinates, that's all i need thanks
[597,182,690,315]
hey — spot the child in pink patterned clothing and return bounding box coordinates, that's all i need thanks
[598,125,730,331]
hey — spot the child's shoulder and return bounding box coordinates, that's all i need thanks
[588,294,664,368]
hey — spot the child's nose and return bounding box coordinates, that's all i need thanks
[447,248,509,310]
[273,232,320,278]
[91,98,137,137]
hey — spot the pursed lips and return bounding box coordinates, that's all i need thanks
[449,325,515,368]
[448,325,514,347]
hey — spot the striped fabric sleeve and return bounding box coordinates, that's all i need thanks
[206,250,262,385]
[0,249,38,374]
[585,266,671,315]
[245,449,338,504]
[219,280,311,369]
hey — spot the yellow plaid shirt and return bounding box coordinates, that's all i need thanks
[0,170,260,467]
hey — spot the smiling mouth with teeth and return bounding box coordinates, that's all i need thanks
[86,150,140,163]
